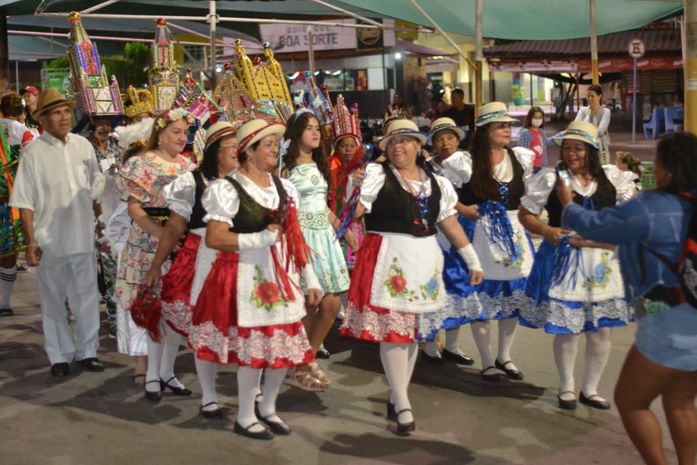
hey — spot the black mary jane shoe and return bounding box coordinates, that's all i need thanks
[442,350,475,366]
[144,380,162,402]
[480,366,501,383]
[421,351,444,365]
[316,347,331,359]
[395,408,416,436]
[495,359,524,380]
[259,415,291,435]
[77,357,104,372]
[234,421,274,440]
[557,391,578,410]
[50,362,70,377]
[160,376,192,396]
[199,402,224,419]
[579,392,611,410]
[386,400,397,421]
[0,307,14,317]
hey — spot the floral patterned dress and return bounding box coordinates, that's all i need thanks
[519,165,635,334]
[114,151,192,354]
[340,162,459,343]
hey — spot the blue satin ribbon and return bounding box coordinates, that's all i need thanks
[478,200,518,261]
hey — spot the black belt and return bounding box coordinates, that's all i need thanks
[143,207,170,224]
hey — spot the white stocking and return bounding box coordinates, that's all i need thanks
[380,342,414,424]
[470,321,493,369]
[195,357,219,410]
[258,368,288,424]
[236,366,264,432]
[497,318,519,370]
[423,337,441,357]
[145,335,163,393]
[582,328,611,399]
[0,266,17,309]
[159,324,185,388]
[444,328,463,354]
[553,334,580,399]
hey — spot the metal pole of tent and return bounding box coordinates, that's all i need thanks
[530,73,534,106]
[589,0,599,85]
[209,0,217,88]
[15,61,19,93]
[686,0,696,133]
[632,57,637,144]
[308,26,315,75]
[474,0,483,112]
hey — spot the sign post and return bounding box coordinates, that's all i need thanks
[628,38,645,144]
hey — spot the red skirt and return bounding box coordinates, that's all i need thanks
[340,233,418,344]
[188,250,314,368]
[161,233,200,336]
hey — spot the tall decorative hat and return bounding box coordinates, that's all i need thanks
[330,94,360,145]
[122,86,154,119]
[301,72,332,125]
[148,18,179,112]
[235,40,293,122]
[173,67,203,110]
[67,11,123,117]
[212,62,256,126]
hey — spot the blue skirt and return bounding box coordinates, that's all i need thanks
[520,240,631,335]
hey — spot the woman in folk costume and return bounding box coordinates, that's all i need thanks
[341,120,483,436]
[115,108,195,400]
[282,110,357,390]
[459,102,536,382]
[189,118,323,439]
[518,121,635,410]
[0,93,34,316]
[328,95,365,270]
[420,117,481,366]
[143,122,240,416]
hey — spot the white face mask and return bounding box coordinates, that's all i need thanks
[531,118,543,128]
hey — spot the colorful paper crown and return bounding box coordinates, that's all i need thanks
[67,11,123,117]
[331,94,360,144]
[212,62,256,127]
[148,18,179,112]
[122,86,154,118]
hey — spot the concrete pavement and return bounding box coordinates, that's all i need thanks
[0,264,678,465]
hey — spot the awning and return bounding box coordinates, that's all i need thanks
[396,39,452,57]
[8,35,67,61]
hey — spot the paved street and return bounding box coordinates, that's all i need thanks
[0,260,680,465]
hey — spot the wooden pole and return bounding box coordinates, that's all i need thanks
[208,0,217,88]
[589,0,599,85]
[474,0,483,112]
[685,1,697,133]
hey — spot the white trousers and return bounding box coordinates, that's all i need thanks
[37,253,100,364]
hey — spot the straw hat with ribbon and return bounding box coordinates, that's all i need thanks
[551,120,599,149]
[474,101,518,128]
[32,88,75,119]
[377,119,426,151]
[236,118,286,156]
[204,121,237,151]
[429,117,465,141]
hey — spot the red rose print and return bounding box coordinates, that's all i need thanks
[390,275,407,293]
[255,281,281,305]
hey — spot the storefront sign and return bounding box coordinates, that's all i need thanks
[260,20,358,53]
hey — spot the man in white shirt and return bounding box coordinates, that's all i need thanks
[10,89,104,376]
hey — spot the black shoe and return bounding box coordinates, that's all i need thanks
[480,366,501,382]
[442,349,475,366]
[77,357,104,372]
[421,351,444,364]
[386,400,397,421]
[0,308,13,317]
[234,421,274,440]
[199,402,224,419]
[316,348,331,359]
[579,392,611,410]
[258,414,291,435]
[144,380,162,402]
[557,391,578,410]
[495,359,524,380]
[395,408,416,436]
[160,376,192,396]
[16,264,27,272]
[50,362,70,377]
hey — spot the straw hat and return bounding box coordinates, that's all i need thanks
[377,119,426,151]
[205,121,237,151]
[551,120,599,149]
[474,101,518,127]
[429,117,464,141]
[236,118,286,155]
[32,88,75,119]
[382,114,404,136]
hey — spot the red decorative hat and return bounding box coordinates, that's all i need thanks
[331,94,360,145]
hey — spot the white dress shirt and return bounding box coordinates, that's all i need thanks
[10,131,99,257]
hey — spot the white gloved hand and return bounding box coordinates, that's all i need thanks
[302,265,323,297]
[457,243,482,272]
[237,229,278,251]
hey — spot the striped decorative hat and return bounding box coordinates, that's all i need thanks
[331,94,361,145]
[378,119,426,151]
[429,117,464,141]
[475,101,518,127]
[551,120,599,149]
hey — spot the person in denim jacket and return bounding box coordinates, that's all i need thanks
[557,132,697,465]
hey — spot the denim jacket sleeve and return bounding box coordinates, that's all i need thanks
[561,198,649,245]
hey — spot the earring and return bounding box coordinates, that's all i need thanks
[158,139,163,145]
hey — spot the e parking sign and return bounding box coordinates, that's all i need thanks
[628,39,645,59]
